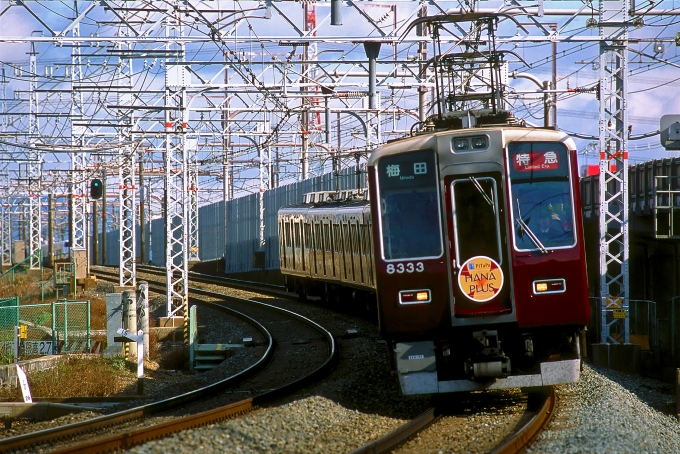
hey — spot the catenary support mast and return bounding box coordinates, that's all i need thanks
[598,0,630,344]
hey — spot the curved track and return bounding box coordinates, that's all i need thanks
[0,268,337,453]
[350,387,555,454]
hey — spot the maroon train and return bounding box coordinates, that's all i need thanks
[279,113,590,394]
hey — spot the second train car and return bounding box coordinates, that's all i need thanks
[278,113,590,395]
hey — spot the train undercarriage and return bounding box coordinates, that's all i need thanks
[389,324,585,394]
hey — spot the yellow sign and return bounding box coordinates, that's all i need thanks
[606,297,623,309]
[457,256,504,303]
[613,309,627,319]
[19,325,27,339]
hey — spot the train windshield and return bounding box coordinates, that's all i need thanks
[452,176,502,264]
[377,150,443,261]
[507,142,576,251]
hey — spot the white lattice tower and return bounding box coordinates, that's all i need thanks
[70,21,88,263]
[598,0,630,344]
[165,11,189,321]
[117,39,137,288]
[188,149,200,263]
[119,148,137,287]
[27,44,42,270]
[0,200,9,269]
[0,66,10,269]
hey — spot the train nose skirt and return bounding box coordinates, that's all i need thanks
[395,340,580,395]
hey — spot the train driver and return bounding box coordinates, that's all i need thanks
[536,209,562,245]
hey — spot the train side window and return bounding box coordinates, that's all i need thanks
[343,223,351,276]
[333,223,342,254]
[324,223,331,252]
[362,224,370,256]
[330,223,337,277]
[278,221,285,268]
[316,223,322,252]
[294,222,301,249]
[303,223,310,270]
[349,223,357,255]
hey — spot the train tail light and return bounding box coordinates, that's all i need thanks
[399,289,431,305]
[533,279,566,294]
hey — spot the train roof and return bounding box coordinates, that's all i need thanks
[278,190,370,213]
[368,123,575,168]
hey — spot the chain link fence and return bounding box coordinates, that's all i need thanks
[0,300,91,360]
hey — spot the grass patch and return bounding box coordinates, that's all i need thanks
[0,355,139,401]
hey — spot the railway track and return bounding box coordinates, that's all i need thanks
[136,263,291,299]
[351,387,555,454]
[1,268,337,453]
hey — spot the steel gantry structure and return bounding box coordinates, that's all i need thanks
[597,0,630,343]
[0,0,677,339]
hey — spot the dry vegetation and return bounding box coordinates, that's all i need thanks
[0,274,43,304]
[0,268,189,401]
[0,356,140,400]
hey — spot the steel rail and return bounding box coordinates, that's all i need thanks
[132,263,292,299]
[348,407,440,454]
[348,386,554,454]
[490,386,556,454]
[49,399,256,454]
[46,271,339,453]
[0,293,273,452]
[0,270,336,453]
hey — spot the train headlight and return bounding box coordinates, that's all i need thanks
[399,289,431,304]
[454,139,470,151]
[533,279,566,295]
[471,136,488,149]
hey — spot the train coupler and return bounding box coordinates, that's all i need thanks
[465,330,511,379]
[464,356,511,379]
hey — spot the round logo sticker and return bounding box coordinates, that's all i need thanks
[457,256,504,303]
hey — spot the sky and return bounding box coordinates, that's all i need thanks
[0,0,678,202]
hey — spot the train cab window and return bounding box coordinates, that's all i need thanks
[452,177,502,264]
[507,142,576,251]
[377,150,443,261]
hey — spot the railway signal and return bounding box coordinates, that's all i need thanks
[90,179,103,199]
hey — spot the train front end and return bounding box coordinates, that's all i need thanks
[368,126,590,395]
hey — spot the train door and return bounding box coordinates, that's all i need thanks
[449,175,512,316]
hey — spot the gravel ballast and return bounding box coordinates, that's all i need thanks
[528,365,680,453]
[7,275,680,453]
[127,360,680,453]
